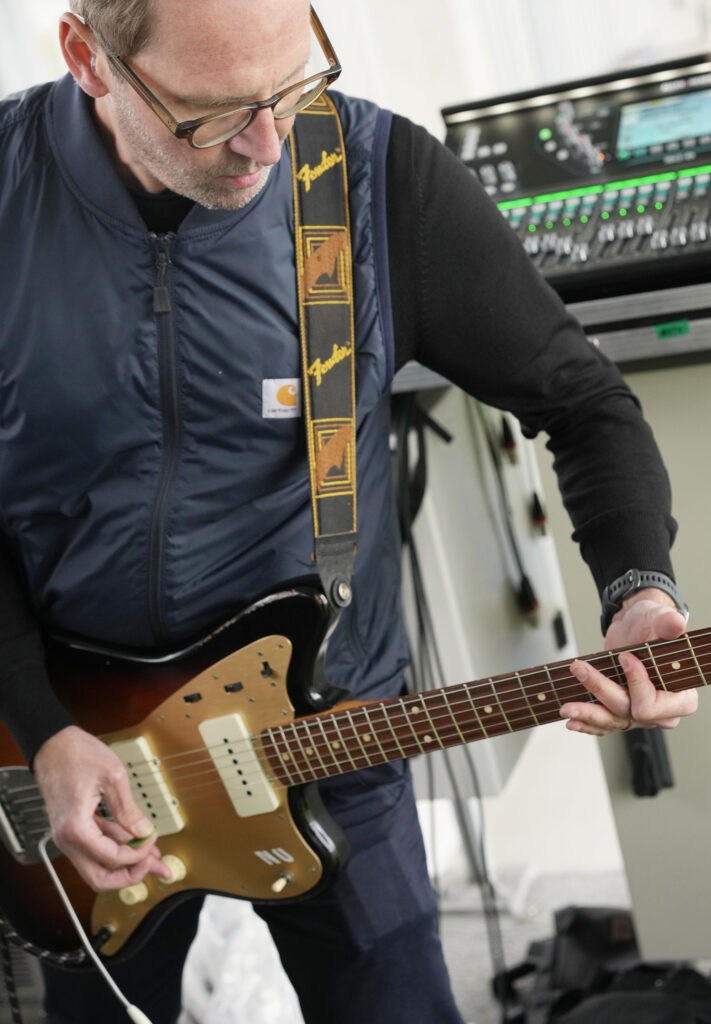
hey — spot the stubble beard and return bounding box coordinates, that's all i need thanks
[111,90,278,210]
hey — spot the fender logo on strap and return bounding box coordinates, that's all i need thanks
[296,147,343,193]
[308,343,352,387]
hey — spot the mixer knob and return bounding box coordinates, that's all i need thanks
[617,221,635,239]
[689,221,708,243]
[636,216,655,236]
[650,229,669,250]
[571,243,590,263]
[597,224,616,243]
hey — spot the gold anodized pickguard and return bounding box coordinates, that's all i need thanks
[92,635,323,956]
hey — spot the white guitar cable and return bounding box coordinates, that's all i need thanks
[38,834,154,1024]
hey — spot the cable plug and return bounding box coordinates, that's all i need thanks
[500,415,517,464]
[516,575,539,626]
[529,491,547,534]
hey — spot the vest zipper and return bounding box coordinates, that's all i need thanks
[148,232,180,644]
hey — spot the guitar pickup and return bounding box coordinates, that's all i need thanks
[199,714,278,818]
[110,737,184,836]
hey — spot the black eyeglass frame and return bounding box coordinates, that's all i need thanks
[94,6,341,149]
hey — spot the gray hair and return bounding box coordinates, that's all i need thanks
[70,0,155,58]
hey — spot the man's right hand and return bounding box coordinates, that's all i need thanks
[33,725,172,891]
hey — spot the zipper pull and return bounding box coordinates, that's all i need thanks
[153,236,173,313]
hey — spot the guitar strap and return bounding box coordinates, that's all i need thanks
[290,95,358,613]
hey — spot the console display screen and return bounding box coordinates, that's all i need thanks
[616,88,711,157]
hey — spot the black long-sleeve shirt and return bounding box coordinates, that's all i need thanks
[0,112,676,766]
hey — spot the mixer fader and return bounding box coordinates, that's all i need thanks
[443,55,711,364]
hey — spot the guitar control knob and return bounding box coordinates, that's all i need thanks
[271,871,294,894]
[161,855,187,884]
[119,882,149,905]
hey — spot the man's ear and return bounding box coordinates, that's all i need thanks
[59,13,109,98]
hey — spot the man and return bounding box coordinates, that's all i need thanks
[0,1,697,1022]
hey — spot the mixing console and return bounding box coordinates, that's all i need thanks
[443,55,711,305]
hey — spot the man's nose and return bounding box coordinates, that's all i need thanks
[227,107,285,167]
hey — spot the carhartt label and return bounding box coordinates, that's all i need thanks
[297,148,343,193]
[262,378,301,419]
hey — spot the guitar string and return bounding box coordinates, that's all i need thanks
[9,654,707,833]
[7,641,707,809]
[7,632,708,828]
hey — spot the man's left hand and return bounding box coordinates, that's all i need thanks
[559,588,698,735]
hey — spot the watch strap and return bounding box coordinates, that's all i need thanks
[600,568,689,634]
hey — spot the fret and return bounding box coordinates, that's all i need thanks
[684,634,708,685]
[330,715,359,771]
[401,697,427,755]
[277,726,308,784]
[268,728,296,786]
[490,679,514,732]
[417,696,445,750]
[257,730,290,785]
[344,709,375,767]
[380,701,407,759]
[606,651,623,689]
[441,688,467,745]
[298,718,330,776]
[544,664,563,710]
[645,642,667,691]
[463,685,489,738]
[286,721,320,781]
[515,671,539,727]
[359,705,389,764]
[314,716,342,775]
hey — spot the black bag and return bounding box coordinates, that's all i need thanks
[493,906,711,1023]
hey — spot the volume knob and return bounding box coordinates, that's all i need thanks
[119,882,149,905]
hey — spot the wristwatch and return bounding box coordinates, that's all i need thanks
[600,568,689,634]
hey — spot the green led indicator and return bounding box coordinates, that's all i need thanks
[546,221,554,229]
[528,224,537,232]
[619,208,627,216]
[563,218,571,226]
[655,201,663,210]
[581,215,589,223]
[539,128,553,141]
[637,205,645,213]
[601,211,610,219]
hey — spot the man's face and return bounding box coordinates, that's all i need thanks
[97,0,312,209]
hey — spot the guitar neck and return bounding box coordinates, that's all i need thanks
[261,627,711,786]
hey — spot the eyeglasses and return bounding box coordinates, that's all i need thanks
[99,7,341,149]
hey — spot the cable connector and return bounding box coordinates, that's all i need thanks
[500,415,517,464]
[516,575,539,626]
[529,491,547,534]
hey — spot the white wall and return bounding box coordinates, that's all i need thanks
[3,0,710,136]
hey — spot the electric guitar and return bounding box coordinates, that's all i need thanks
[0,583,706,965]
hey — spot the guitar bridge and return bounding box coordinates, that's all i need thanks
[0,767,59,865]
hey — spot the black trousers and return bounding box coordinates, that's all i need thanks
[41,763,464,1024]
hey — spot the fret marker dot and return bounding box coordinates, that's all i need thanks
[410,706,422,715]
[332,741,341,751]
[484,705,493,715]
[305,747,314,756]
[424,735,433,743]
[363,733,372,743]
[281,753,291,762]
[671,661,681,671]
[537,693,547,702]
